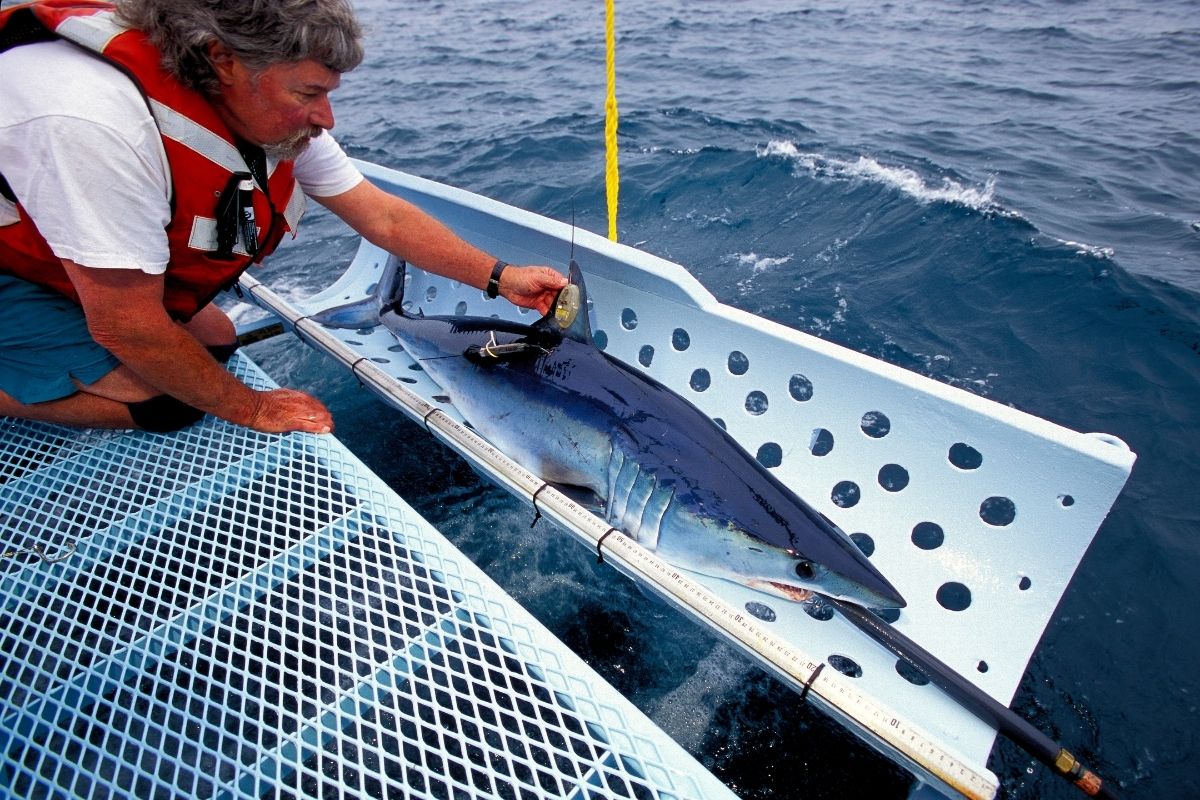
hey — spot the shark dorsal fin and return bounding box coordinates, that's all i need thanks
[535,261,594,345]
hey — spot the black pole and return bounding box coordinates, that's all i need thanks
[826,598,1118,799]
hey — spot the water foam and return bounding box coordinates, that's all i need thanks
[758,140,1002,214]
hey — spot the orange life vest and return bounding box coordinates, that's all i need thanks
[0,0,305,321]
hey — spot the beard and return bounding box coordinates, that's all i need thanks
[263,126,324,161]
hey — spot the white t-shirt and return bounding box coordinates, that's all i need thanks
[0,39,364,274]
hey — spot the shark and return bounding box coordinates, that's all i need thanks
[315,261,906,609]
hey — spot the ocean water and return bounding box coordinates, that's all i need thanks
[247,1,1200,797]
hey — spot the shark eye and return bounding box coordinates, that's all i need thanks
[795,560,816,580]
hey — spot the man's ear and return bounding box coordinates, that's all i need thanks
[206,40,238,85]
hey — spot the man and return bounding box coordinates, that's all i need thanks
[0,0,567,435]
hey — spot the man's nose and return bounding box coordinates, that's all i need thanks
[310,96,335,130]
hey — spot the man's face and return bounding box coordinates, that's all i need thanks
[211,47,341,159]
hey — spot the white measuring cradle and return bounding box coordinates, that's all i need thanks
[235,159,1135,800]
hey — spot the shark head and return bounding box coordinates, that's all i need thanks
[657,491,907,609]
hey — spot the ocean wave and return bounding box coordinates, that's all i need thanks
[757,140,1005,214]
[734,251,793,274]
[1060,239,1116,260]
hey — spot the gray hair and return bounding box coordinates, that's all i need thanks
[115,0,364,94]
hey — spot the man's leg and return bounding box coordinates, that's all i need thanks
[0,283,236,430]
[0,383,137,428]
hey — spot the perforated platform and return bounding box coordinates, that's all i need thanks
[0,354,737,800]
[265,160,1136,799]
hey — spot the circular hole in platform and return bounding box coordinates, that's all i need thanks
[831,480,861,508]
[895,659,929,686]
[594,330,608,350]
[425,286,438,302]
[621,308,638,330]
[860,411,891,438]
[672,328,691,351]
[850,532,875,557]
[977,660,989,673]
[802,596,834,621]
[728,351,750,375]
[875,608,901,623]
[980,496,1016,527]
[810,428,834,456]
[638,345,654,367]
[878,463,909,492]
[1059,494,1075,507]
[756,442,783,468]
[911,522,944,550]
[388,344,405,352]
[789,373,814,402]
[828,654,863,678]
[744,601,776,622]
[690,368,711,392]
[949,442,983,470]
[713,417,727,430]
[745,390,769,415]
[936,581,972,611]
[1019,576,1032,591]
[454,301,468,316]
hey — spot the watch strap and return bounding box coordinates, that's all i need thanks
[486,260,509,298]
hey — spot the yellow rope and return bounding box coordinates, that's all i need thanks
[604,0,619,242]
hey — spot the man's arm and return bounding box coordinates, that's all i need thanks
[63,260,333,434]
[315,179,567,315]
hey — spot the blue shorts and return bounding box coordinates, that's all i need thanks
[0,274,120,405]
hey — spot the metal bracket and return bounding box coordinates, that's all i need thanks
[1,539,77,565]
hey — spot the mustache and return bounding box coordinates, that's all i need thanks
[263,126,324,160]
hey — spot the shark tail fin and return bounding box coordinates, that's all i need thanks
[310,257,407,329]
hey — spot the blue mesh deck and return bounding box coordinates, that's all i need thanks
[0,353,736,800]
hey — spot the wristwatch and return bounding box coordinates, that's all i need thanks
[486,260,508,299]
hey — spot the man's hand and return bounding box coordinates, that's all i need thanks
[499,265,569,316]
[246,388,334,434]
[63,260,333,434]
